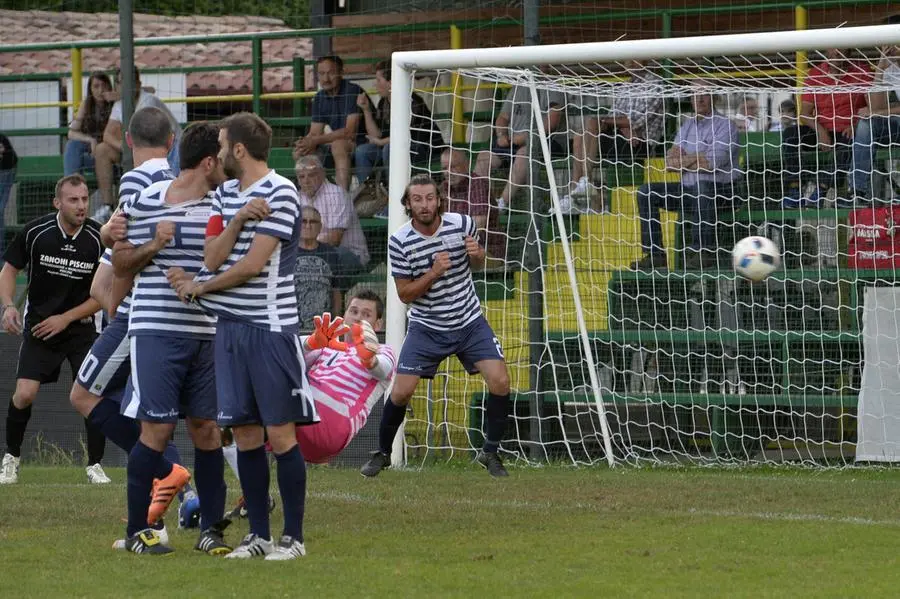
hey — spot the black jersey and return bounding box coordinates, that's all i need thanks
[3,212,103,329]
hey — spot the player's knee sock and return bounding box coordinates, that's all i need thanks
[222,443,240,480]
[193,447,226,530]
[237,446,271,540]
[483,392,510,454]
[163,441,193,498]
[274,445,307,542]
[5,400,32,458]
[126,441,162,537]
[84,417,106,465]
[378,397,406,455]
[87,398,140,453]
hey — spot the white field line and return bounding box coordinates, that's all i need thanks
[308,490,900,528]
[14,483,900,527]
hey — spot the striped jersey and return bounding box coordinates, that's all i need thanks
[196,171,302,332]
[122,179,217,339]
[388,212,482,330]
[99,158,175,318]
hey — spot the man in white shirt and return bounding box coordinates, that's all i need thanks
[94,66,182,213]
[295,155,370,275]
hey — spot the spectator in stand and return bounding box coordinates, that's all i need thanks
[563,60,665,212]
[851,29,900,202]
[631,89,740,271]
[93,66,182,218]
[733,96,769,133]
[294,205,343,333]
[0,132,16,258]
[798,48,871,206]
[779,99,819,208]
[441,148,504,261]
[355,60,443,189]
[293,55,368,192]
[64,72,114,177]
[296,155,370,275]
[473,84,566,212]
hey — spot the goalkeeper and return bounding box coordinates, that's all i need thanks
[294,290,396,462]
[222,291,395,480]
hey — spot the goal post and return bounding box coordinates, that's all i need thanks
[386,23,900,468]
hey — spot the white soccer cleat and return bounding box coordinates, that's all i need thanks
[264,535,306,561]
[0,453,20,484]
[569,176,590,198]
[224,533,273,559]
[86,463,111,484]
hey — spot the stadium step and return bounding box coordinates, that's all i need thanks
[467,390,857,455]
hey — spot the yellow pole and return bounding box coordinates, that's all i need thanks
[71,47,83,113]
[795,5,808,104]
[450,25,466,144]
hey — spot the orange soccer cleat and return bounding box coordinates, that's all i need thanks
[148,464,192,525]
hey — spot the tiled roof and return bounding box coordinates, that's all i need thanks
[0,10,313,94]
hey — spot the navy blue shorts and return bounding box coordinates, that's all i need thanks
[121,335,217,423]
[75,315,131,403]
[397,316,504,379]
[215,319,318,428]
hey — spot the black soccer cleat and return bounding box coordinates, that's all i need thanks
[194,520,233,556]
[360,451,391,477]
[476,451,509,478]
[124,528,174,555]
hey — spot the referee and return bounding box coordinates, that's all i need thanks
[0,174,108,484]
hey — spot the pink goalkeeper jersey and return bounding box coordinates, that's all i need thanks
[297,344,396,463]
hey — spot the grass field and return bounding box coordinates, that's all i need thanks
[2,464,900,598]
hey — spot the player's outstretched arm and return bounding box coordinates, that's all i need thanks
[111,220,175,277]
[203,198,270,272]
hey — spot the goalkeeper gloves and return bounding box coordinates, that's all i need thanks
[306,313,350,351]
[351,320,380,368]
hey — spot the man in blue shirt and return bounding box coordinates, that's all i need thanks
[293,55,369,192]
[631,90,740,271]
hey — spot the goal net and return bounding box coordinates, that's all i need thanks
[386,24,900,467]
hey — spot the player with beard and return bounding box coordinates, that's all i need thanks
[359,174,511,478]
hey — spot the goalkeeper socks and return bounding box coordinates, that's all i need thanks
[378,397,406,455]
[84,417,106,465]
[126,441,162,537]
[237,445,271,540]
[222,443,240,480]
[87,398,139,453]
[5,399,32,458]
[483,392,510,454]
[275,445,307,542]
[193,447,226,530]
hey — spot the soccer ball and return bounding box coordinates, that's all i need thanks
[732,236,780,281]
